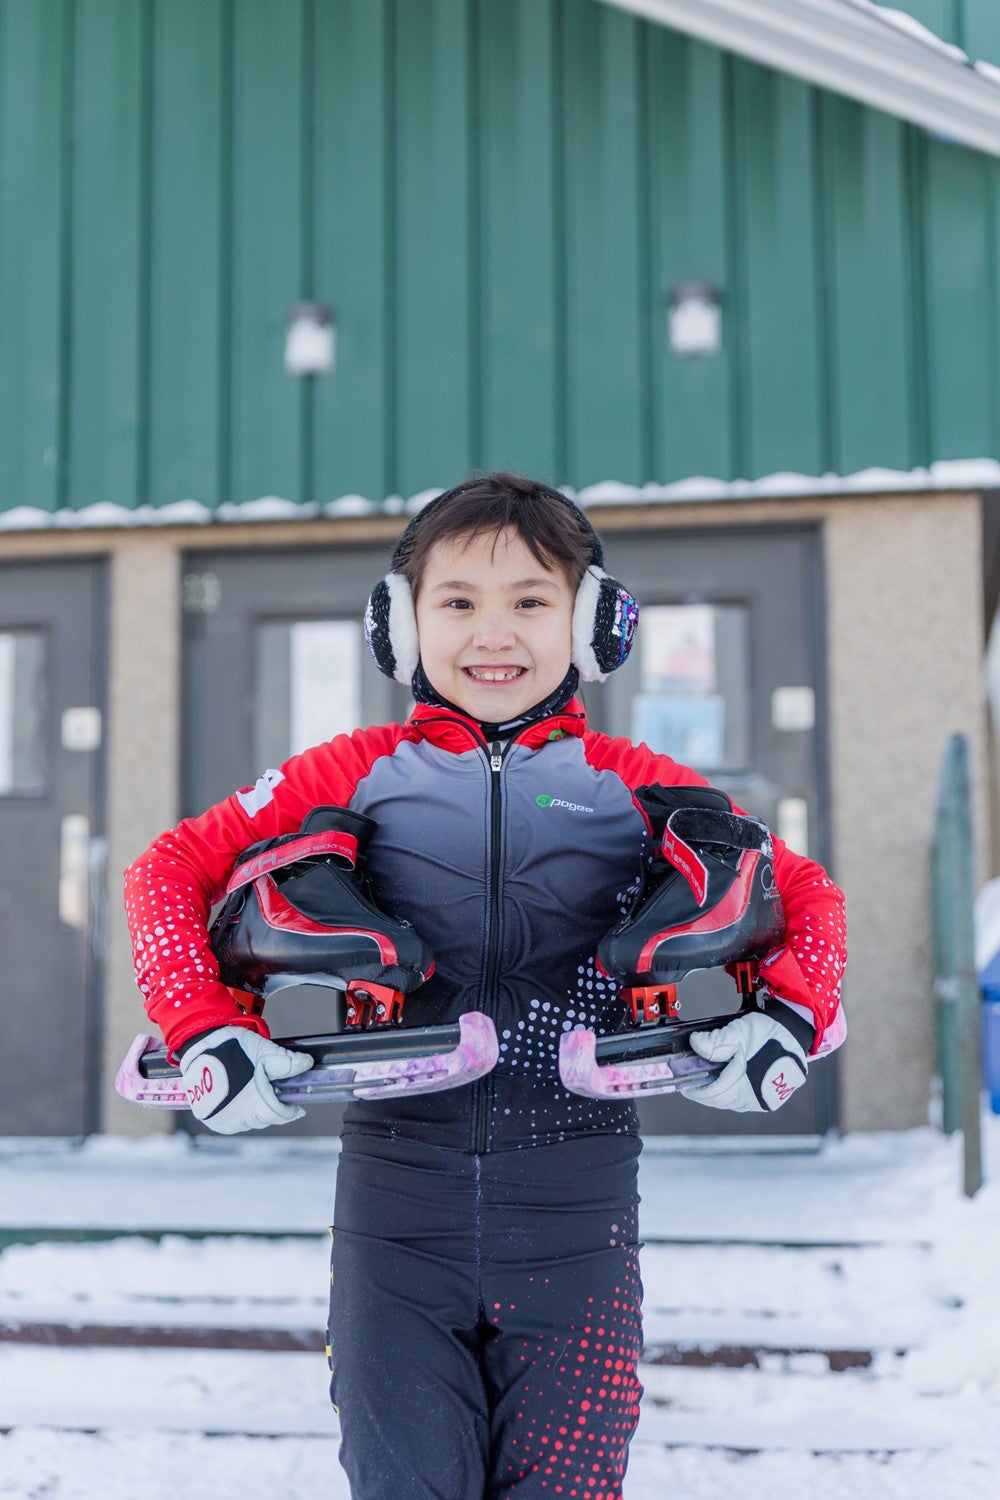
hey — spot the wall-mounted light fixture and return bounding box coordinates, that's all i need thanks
[285,300,336,376]
[667,282,722,357]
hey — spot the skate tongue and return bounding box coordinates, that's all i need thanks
[299,805,376,847]
[661,805,774,905]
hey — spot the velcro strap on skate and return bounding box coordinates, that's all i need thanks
[225,831,359,894]
[661,807,773,905]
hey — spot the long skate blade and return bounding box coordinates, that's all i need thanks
[558,1026,723,1099]
[115,1013,499,1109]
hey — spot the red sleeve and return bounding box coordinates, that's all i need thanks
[583,732,848,1056]
[122,723,410,1053]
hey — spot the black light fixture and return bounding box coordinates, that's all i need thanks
[667,282,722,357]
[285,300,336,375]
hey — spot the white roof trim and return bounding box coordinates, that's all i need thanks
[596,0,1000,158]
[1,459,998,533]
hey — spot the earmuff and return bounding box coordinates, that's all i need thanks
[363,485,639,685]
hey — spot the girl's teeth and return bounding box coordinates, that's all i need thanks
[469,668,521,681]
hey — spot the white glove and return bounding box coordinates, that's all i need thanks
[678,1001,812,1113]
[177,1026,313,1134]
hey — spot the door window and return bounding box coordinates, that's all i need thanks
[0,628,46,795]
[253,619,362,768]
[630,603,750,772]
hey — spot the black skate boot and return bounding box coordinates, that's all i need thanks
[209,804,433,1026]
[559,785,785,1099]
[116,806,498,1110]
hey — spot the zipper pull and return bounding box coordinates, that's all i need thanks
[490,740,503,772]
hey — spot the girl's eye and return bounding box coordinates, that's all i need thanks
[516,598,545,610]
[445,598,473,610]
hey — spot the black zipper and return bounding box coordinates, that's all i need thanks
[472,738,507,1155]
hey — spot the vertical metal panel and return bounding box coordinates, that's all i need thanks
[561,0,644,486]
[476,0,560,480]
[646,31,735,483]
[393,0,473,496]
[66,0,143,510]
[0,0,67,513]
[963,1,1000,63]
[146,0,225,508]
[228,0,304,504]
[923,139,994,460]
[732,62,824,478]
[896,0,951,37]
[312,0,390,505]
[822,96,914,474]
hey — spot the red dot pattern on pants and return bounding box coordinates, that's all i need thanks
[498,1250,643,1498]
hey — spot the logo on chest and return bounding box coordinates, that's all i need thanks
[535,792,595,814]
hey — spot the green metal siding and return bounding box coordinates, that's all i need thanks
[0,0,66,512]
[3,0,1000,518]
[890,1,1000,64]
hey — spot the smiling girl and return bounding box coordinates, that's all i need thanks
[124,471,846,1498]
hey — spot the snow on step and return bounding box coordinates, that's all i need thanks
[0,1345,335,1437]
[640,1239,950,1356]
[0,1233,329,1332]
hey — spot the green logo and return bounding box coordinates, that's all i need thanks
[534,792,595,813]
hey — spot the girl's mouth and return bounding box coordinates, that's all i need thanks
[463,666,527,683]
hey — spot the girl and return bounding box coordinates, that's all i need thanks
[124,471,846,1497]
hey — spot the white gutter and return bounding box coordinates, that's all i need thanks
[595,0,1000,158]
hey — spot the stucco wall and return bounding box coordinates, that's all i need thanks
[823,495,987,1129]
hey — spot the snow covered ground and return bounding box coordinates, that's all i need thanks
[0,1115,998,1499]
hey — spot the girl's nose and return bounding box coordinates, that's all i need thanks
[472,621,516,652]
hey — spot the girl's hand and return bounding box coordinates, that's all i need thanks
[177,1026,312,1133]
[677,1000,813,1113]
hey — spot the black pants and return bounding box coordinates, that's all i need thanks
[328,1132,643,1499]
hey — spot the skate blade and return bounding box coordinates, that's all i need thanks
[115,1012,499,1109]
[558,1027,723,1099]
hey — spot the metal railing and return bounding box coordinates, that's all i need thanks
[931,732,983,1197]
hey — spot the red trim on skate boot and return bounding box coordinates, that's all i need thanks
[660,825,709,905]
[225,831,360,894]
[637,850,763,971]
[255,878,398,964]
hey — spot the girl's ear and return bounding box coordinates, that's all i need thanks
[364,573,420,684]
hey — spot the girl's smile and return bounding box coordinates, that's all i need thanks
[413,526,575,722]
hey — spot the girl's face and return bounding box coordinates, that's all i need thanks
[413,526,575,723]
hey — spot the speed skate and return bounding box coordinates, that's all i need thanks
[116,805,498,1111]
[559,784,786,1100]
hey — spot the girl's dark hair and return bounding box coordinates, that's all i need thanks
[393,472,597,597]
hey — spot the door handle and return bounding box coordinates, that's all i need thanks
[59,814,91,930]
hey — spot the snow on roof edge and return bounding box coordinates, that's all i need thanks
[2,458,999,535]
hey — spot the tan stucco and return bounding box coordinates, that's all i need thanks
[823,496,986,1129]
[0,489,989,1134]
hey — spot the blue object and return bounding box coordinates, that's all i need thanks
[984,995,1000,1116]
[979,948,1000,1114]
